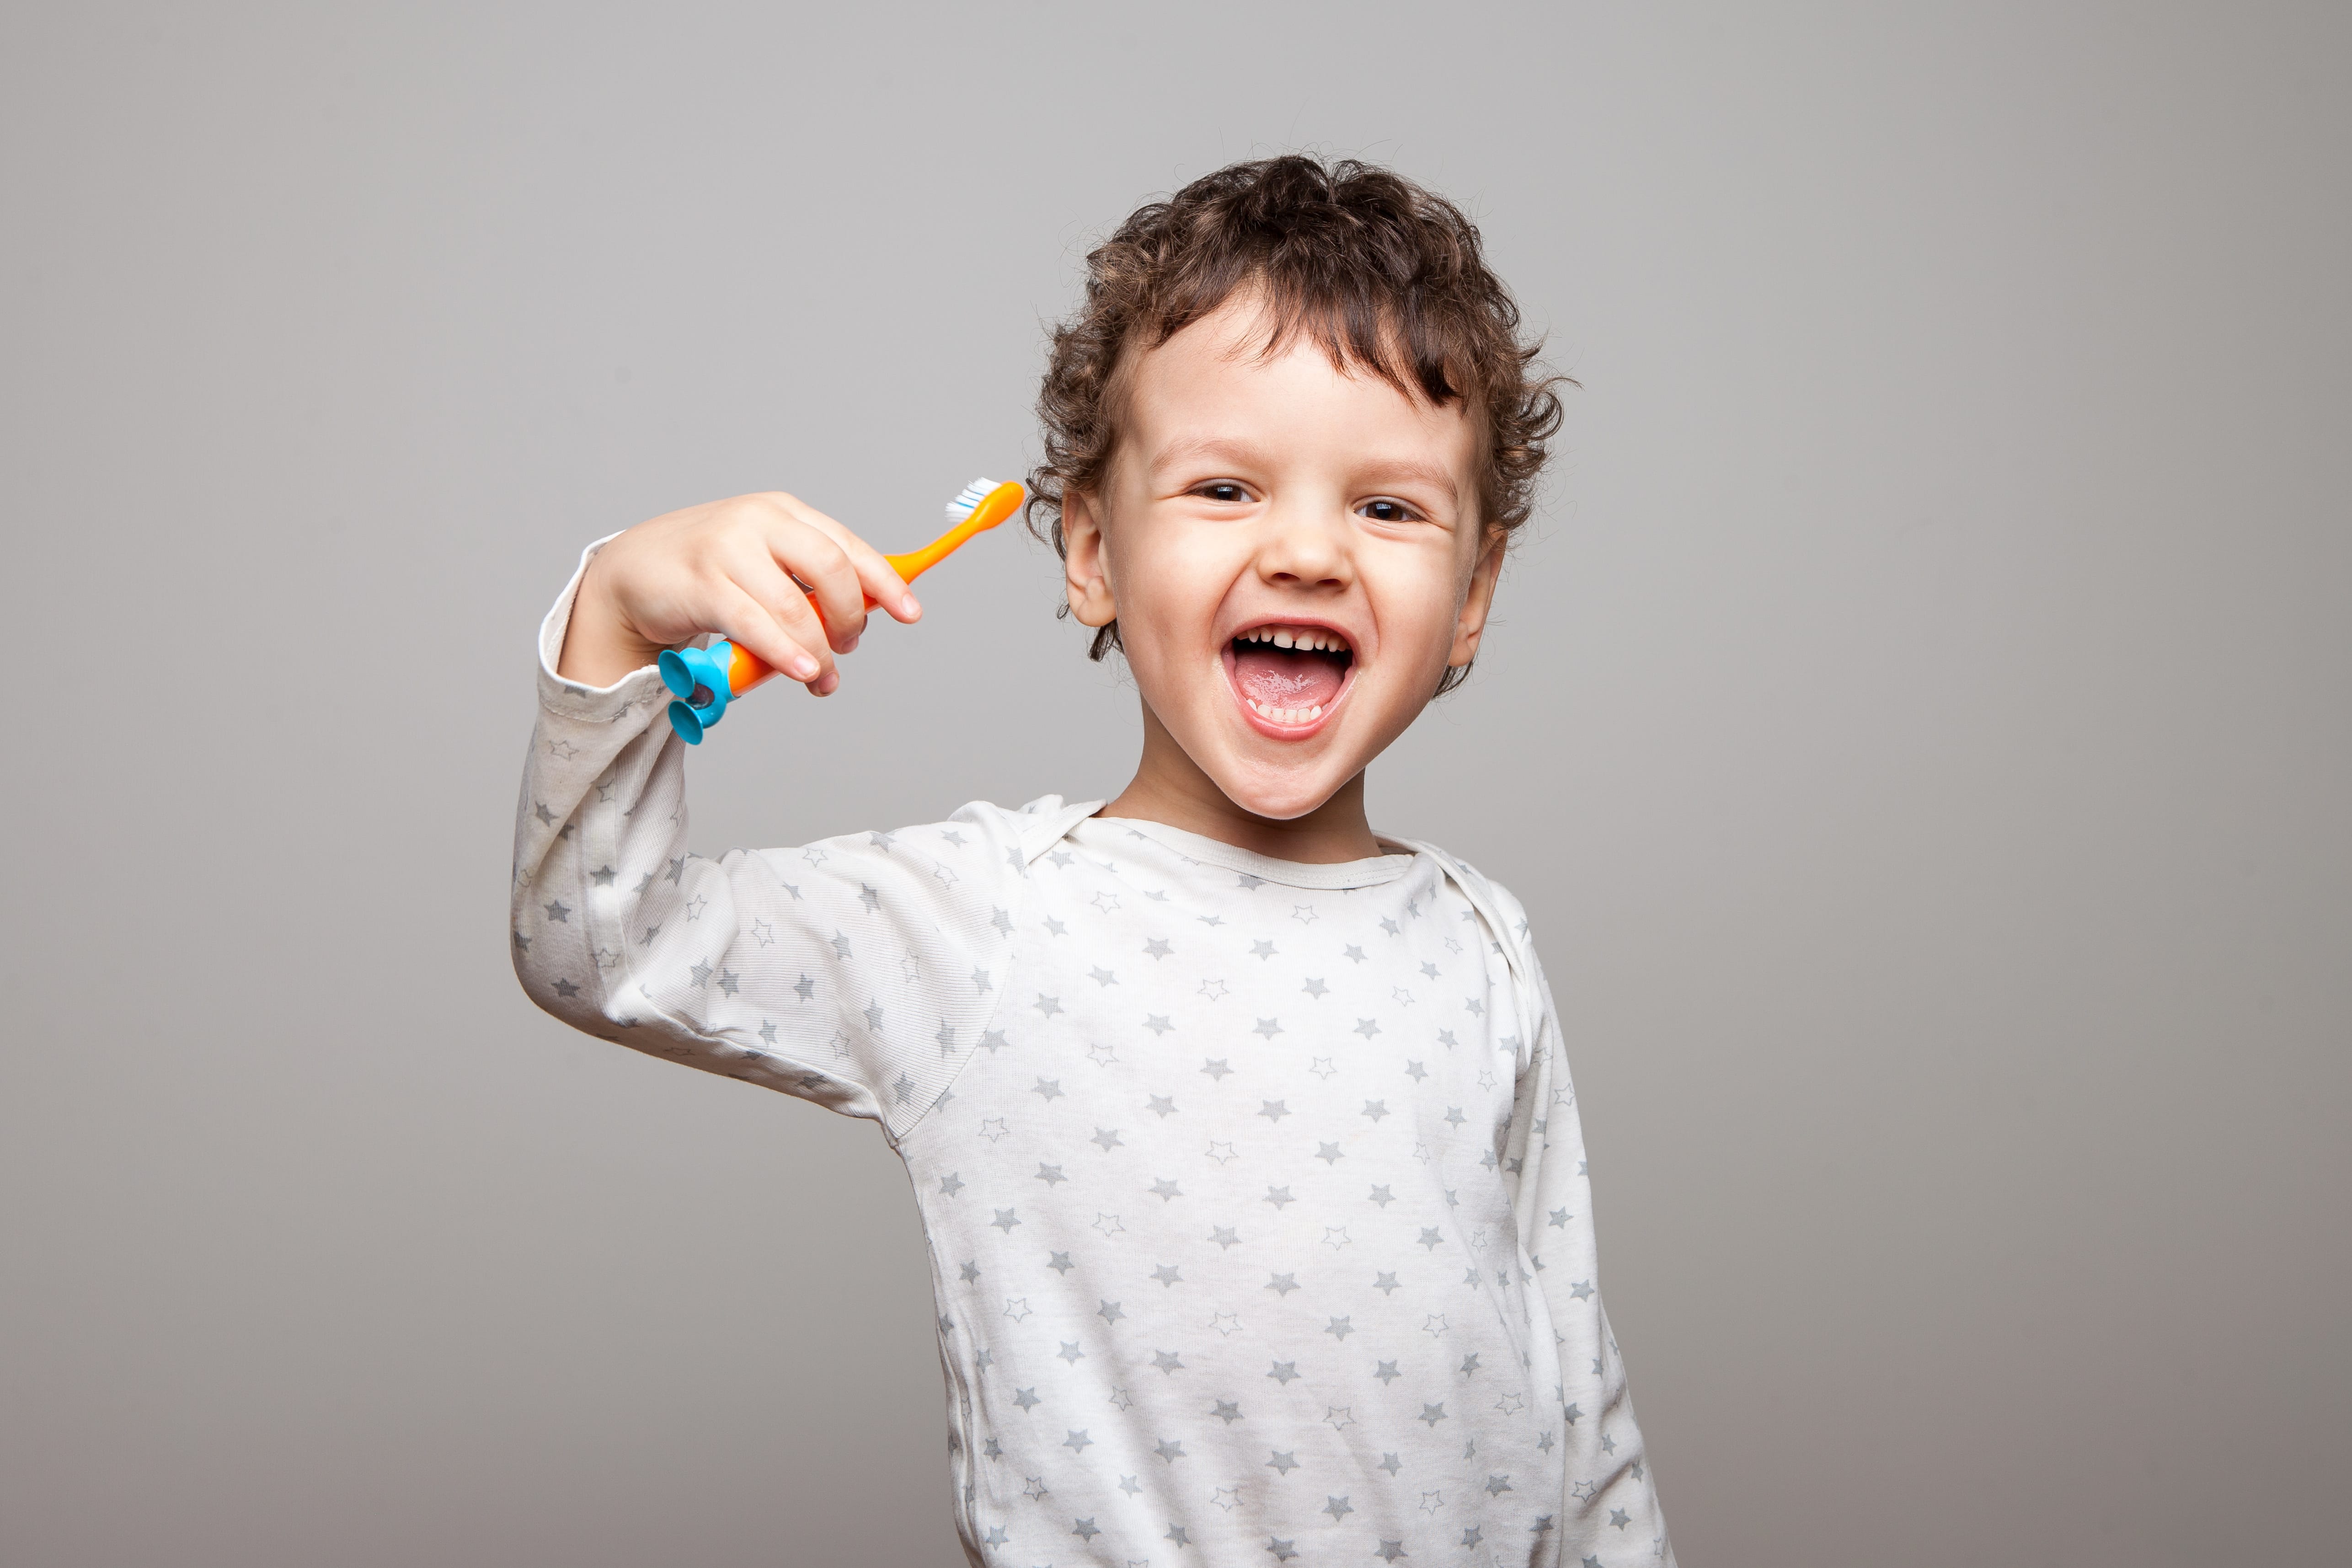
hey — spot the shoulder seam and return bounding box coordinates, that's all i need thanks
[1014,799,1103,865]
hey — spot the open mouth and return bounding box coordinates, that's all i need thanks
[1224,623,1356,732]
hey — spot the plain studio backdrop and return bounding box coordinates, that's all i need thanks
[4,4,2346,1565]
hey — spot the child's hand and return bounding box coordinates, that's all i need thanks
[557,493,923,695]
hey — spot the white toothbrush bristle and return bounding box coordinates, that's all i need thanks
[945,476,999,522]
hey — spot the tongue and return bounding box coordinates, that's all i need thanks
[1234,645,1346,709]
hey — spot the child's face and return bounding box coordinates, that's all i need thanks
[1063,296,1503,822]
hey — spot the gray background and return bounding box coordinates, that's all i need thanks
[4,3,2345,1564]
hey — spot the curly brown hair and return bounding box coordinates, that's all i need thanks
[1027,155,1566,692]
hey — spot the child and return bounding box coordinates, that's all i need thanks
[514,156,1674,1567]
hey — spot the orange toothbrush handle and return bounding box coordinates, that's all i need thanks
[722,481,1025,696]
[885,480,1026,581]
[724,640,777,696]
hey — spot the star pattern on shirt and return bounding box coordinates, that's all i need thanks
[512,773,1666,1564]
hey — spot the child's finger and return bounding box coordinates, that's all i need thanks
[764,526,869,653]
[714,578,827,689]
[764,493,924,624]
[727,546,845,668]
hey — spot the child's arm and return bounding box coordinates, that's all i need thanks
[1494,891,1679,1563]
[511,495,1027,1134]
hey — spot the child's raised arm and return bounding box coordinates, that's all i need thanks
[512,499,1036,1134]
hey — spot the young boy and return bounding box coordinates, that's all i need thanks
[513,156,1674,1567]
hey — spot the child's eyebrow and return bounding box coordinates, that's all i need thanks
[1148,435,1270,482]
[1353,460,1460,503]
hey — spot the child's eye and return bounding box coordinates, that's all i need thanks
[1195,482,1254,504]
[1357,498,1422,524]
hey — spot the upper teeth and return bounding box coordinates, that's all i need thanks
[1238,626,1347,653]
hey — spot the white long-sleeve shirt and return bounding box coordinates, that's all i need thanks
[512,541,1675,1568]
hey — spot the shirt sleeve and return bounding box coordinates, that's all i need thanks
[508,535,1033,1140]
[1488,880,1678,1568]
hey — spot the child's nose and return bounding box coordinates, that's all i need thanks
[1254,507,1353,589]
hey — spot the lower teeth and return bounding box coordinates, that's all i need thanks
[1250,700,1324,724]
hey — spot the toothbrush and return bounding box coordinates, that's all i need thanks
[658,477,1024,744]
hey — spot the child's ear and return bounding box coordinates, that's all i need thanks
[1062,490,1119,629]
[1447,528,1507,669]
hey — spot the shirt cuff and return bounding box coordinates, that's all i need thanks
[535,532,669,722]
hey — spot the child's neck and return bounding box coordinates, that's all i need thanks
[1097,705,1383,865]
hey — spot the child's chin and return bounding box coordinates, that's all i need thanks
[1214,760,1349,824]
